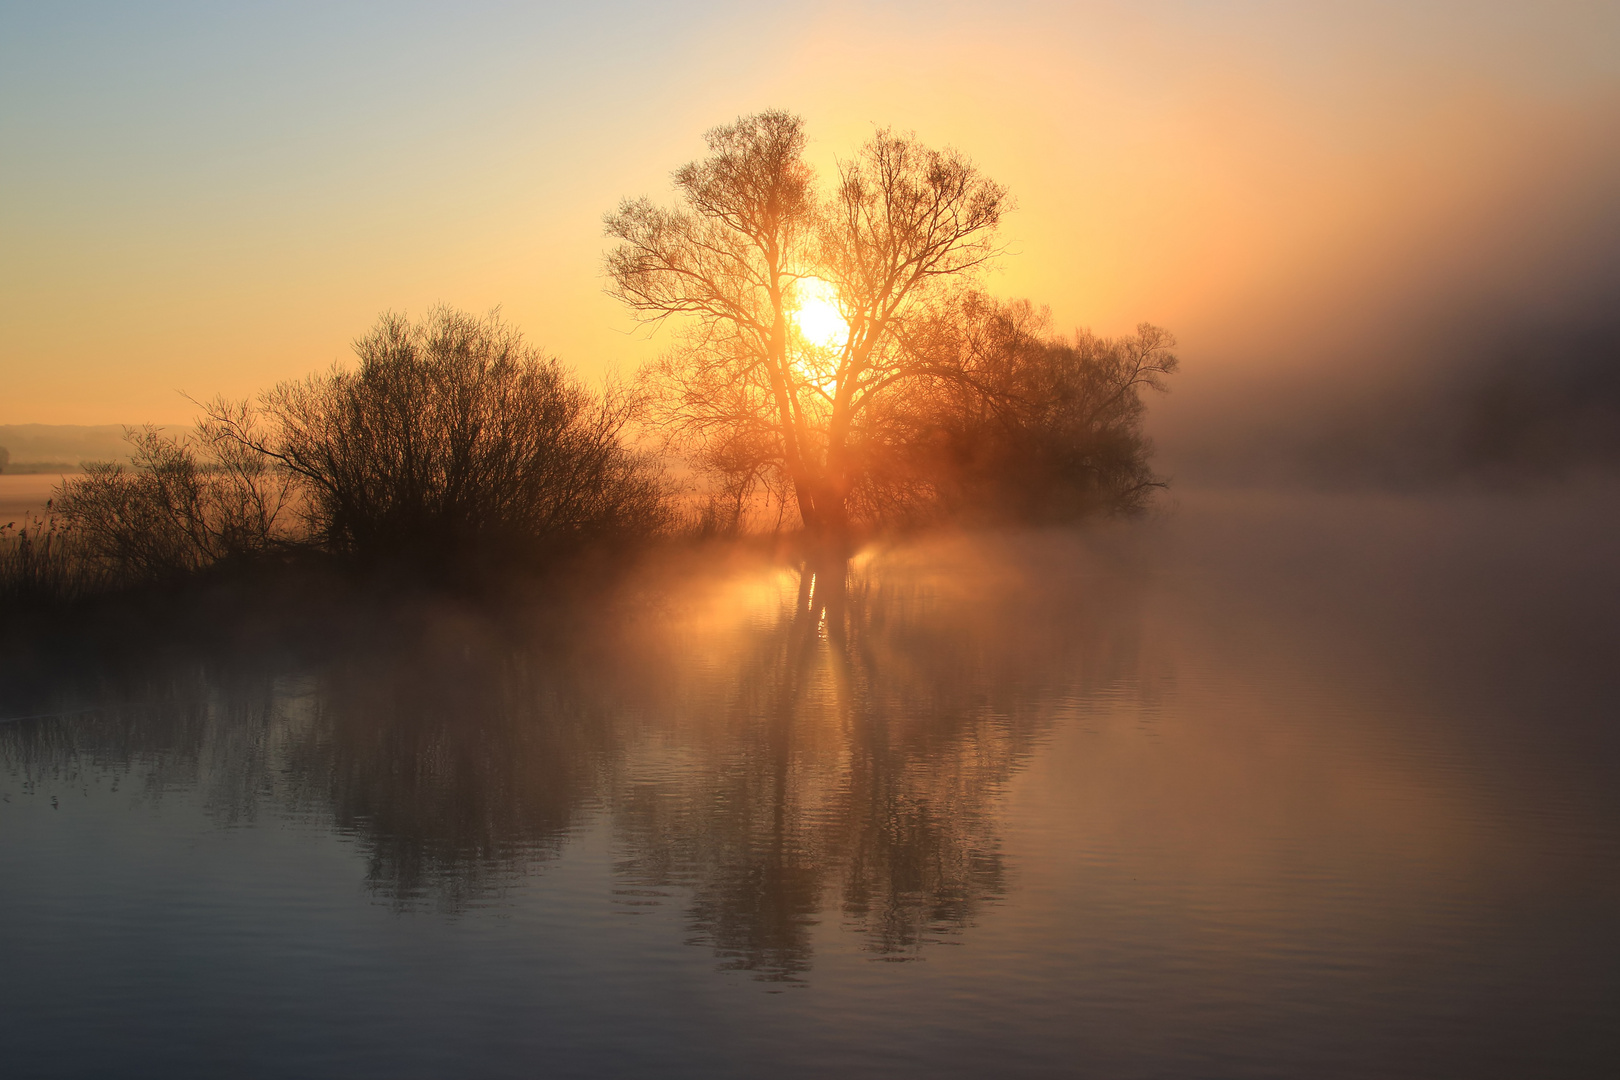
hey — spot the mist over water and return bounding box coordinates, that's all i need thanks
[4,486,1616,1078]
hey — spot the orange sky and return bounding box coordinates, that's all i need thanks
[2,2,1617,428]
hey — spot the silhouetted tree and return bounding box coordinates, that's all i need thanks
[207,306,670,570]
[606,112,1008,547]
[862,293,1179,523]
[812,131,1007,533]
[55,421,298,580]
[606,111,822,531]
[608,113,1179,538]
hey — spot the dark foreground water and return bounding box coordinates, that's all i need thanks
[3,488,1618,1079]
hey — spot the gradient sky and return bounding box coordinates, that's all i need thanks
[3,1,1618,430]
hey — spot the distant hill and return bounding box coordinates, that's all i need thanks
[0,424,163,471]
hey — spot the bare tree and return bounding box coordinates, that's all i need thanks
[887,294,1180,522]
[606,112,1009,546]
[812,131,1008,534]
[54,422,299,580]
[203,306,670,569]
[605,111,826,529]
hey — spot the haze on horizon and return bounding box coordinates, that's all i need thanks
[3,1,1618,482]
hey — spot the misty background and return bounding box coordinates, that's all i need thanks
[1153,109,1620,489]
[0,426,132,470]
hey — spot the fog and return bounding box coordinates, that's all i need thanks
[1151,99,1620,488]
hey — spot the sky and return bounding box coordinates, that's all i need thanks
[3,1,1618,475]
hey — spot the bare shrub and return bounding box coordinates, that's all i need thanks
[858,293,1179,525]
[210,306,670,568]
[54,421,299,581]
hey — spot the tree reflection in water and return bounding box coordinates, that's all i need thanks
[275,635,621,910]
[0,535,1149,978]
[613,539,1148,981]
[615,558,1021,981]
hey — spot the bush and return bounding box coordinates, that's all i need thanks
[212,306,670,569]
[54,419,298,581]
[855,294,1178,525]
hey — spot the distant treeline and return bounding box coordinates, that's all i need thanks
[0,424,140,470]
[1172,318,1620,491]
[0,462,83,475]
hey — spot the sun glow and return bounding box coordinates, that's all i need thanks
[792,278,849,351]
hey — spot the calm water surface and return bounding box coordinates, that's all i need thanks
[3,488,1617,1078]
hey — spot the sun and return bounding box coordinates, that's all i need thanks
[792,277,849,351]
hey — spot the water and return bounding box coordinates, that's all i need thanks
[0,473,74,521]
[3,487,1617,1078]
